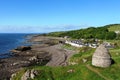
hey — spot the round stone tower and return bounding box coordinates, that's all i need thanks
[92,44,111,67]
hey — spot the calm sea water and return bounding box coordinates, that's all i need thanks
[0,33,30,58]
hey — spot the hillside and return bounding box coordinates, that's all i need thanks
[47,24,118,40]
[104,24,120,31]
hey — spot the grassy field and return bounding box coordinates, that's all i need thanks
[12,41,120,80]
[108,24,120,31]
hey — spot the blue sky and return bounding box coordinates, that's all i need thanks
[0,0,120,33]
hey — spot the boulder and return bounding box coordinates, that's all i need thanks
[30,69,38,79]
[29,56,38,61]
[21,70,30,80]
[10,49,21,53]
[15,46,31,51]
[21,69,38,80]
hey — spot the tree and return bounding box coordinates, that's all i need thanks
[105,32,116,40]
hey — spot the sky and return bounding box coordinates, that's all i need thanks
[0,0,120,33]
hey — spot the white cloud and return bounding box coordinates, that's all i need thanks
[0,24,88,33]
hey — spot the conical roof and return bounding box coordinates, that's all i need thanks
[93,44,111,58]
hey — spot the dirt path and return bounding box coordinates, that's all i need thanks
[86,65,111,80]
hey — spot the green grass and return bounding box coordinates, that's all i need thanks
[69,47,95,64]
[17,65,104,80]
[61,44,77,50]
[108,24,120,31]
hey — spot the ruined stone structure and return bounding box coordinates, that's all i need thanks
[92,44,111,67]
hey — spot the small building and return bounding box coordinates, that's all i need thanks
[92,44,112,68]
[65,40,85,47]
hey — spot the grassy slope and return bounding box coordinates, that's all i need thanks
[107,24,120,31]
[47,24,119,40]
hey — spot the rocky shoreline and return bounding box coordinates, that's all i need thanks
[0,35,75,80]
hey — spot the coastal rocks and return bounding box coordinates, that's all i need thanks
[11,61,30,66]
[0,36,73,80]
[1,50,50,79]
[11,46,31,53]
[0,69,11,80]
[29,56,38,61]
[10,49,21,53]
[16,46,31,51]
[21,69,39,80]
[28,56,39,64]
[92,44,112,68]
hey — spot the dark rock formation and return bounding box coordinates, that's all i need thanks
[15,46,31,51]
[0,50,51,80]
[10,46,31,53]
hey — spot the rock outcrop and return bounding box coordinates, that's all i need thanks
[16,46,31,51]
[11,46,31,53]
[92,44,112,67]
[21,69,39,80]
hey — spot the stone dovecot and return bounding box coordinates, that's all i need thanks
[92,44,112,67]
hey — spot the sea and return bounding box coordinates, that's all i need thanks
[0,33,32,58]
